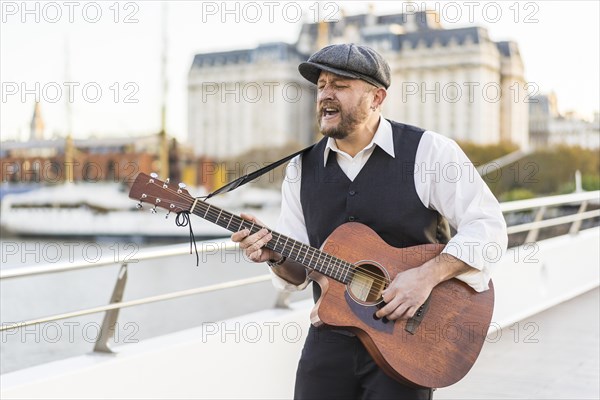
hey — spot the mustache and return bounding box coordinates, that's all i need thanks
[318,102,342,114]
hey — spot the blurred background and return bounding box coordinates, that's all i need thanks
[1,1,598,399]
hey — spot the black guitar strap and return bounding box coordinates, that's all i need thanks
[179,143,314,266]
[204,144,315,199]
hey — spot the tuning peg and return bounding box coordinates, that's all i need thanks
[165,210,171,219]
[150,172,158,178]
[177,182,186,193]
[150,198,161,214]
[136,201,143,209]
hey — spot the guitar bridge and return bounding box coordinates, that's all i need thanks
[405,295,431,335]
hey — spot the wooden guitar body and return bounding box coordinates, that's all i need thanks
[309,223,494,388]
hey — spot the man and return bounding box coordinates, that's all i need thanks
[232,44,507,399]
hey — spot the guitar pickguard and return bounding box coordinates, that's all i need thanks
[344,291,394,334]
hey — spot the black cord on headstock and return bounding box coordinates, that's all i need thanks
[175,195,206,267]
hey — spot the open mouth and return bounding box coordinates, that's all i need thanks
[321,107,340,120]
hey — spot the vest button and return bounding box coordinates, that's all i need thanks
[349,190,356,196]
[348,216,356,222]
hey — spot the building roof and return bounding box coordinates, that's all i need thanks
[190,42,308,70]
[299,11,439,38]
[496,41,521,57]
[361,26,488,52]
[190,11,521,70]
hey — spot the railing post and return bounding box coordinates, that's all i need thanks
[274,291,291,309]
[94,263,128,353]
[569,201,588,235]
[525,206,546,243]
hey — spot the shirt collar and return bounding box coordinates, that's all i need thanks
[323,117,395,166]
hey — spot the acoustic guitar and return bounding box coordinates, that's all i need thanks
[129,172,494,388]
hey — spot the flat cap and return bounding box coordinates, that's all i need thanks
[298,44,391,89]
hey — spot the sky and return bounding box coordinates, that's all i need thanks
[1,0,599,143]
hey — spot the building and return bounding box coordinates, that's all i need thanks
[529,92,559,146]
[188,9,529,159]
[188,43,316,160]
[29,102,45,141]
[0,135,160,184]
[0,102,166,184]
[1,103,201,187]
[530,93,600,149]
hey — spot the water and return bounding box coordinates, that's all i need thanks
[0,236,311,374]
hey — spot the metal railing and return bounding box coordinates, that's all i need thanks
[499,190,600,243]
[1,190,599,353]
[0,239,284,353]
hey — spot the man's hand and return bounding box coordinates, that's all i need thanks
[231,213,307,285]
[375,267,435,321]
[230,213,278,263]
[375,254,474,321]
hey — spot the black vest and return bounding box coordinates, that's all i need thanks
[301,120,450,251]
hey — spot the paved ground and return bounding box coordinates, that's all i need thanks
[437,288,600,399]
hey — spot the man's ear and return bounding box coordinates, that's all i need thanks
[373,87,387,109]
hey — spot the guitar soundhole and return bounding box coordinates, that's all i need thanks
[346,261,389,306]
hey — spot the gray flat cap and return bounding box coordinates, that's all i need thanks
[299,44,391,89]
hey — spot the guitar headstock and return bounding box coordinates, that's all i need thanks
[129,172,193,214]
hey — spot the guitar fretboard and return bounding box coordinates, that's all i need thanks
[191,199,354,284]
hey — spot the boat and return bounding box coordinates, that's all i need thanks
[0,182,281,239]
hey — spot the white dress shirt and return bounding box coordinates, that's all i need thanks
[271,117,508,293]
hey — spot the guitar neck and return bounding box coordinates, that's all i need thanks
[189,199,352,283]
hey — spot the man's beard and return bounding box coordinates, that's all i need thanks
[317,99,369,140]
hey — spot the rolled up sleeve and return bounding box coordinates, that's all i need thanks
[416,131,508,292]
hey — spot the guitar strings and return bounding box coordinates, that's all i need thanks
[139,180,393,293]
[140,180,393,292]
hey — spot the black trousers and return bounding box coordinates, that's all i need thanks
[294,326,433,400]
